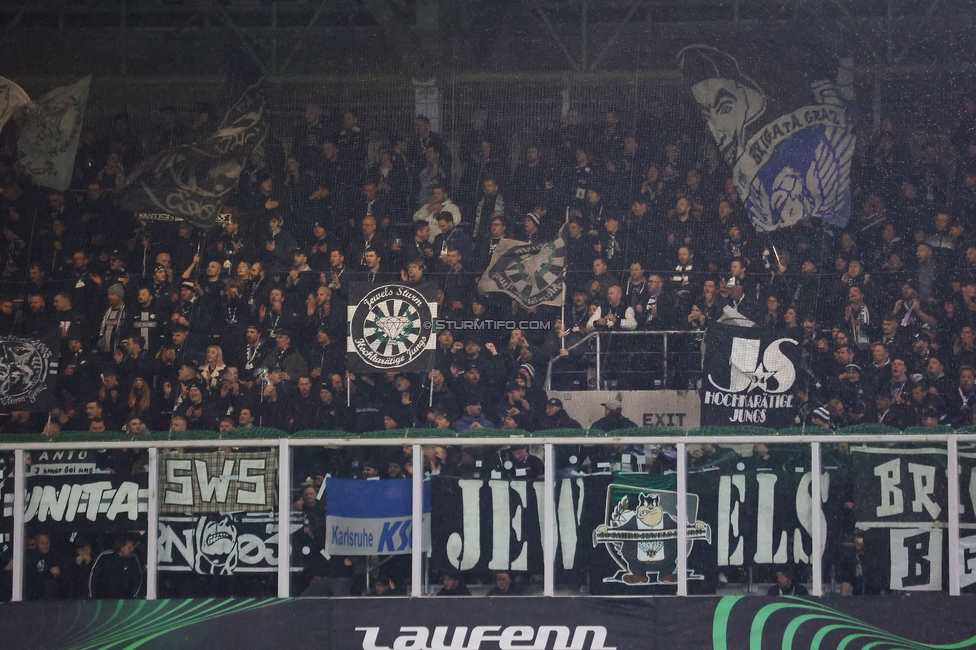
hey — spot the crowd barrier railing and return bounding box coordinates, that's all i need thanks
[2,425,973,600]
[545,330,705,391]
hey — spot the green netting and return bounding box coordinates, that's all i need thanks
[535,427,591,438]
[607,426,686,438]
[3,425,971,446]
[902,425,956,435]
[455,427,530,440]
[405,428,451,439]
[686,426,778,438]
[777,427,829,437]
[835,424,903,435]
[290,429,355,439]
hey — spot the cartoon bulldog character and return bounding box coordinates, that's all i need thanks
[594,492,709,585]
[195,513,239,575]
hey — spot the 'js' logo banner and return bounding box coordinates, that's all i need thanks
[701,321,801,428]
[325,478,431,556]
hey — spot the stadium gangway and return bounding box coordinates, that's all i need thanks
[545,330,704,391]
[1,428,970,600]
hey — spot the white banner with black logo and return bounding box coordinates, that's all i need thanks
[346,282,438,373]
[159,450,278,514]
[701,321,802,428]
[158,513,303,575]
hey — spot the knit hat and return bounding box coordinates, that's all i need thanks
[108,284,124,298]
[526,212,541,226]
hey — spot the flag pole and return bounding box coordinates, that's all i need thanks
[561,207,569,350]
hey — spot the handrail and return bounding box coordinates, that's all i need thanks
[2,431,972,602]
[545,329,704,390]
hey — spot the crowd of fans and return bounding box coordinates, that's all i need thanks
[3,88,976,600]
[3,95,976,436]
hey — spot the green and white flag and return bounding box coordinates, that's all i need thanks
[16,75,90,191]
[478,229,566,308]
[0,76,29,133]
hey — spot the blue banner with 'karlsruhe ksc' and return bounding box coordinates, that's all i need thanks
[325,478,431,556]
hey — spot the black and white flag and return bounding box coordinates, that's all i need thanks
[0,329,60,412]
[346,282,438,373]
[678,46,855,232]
[0,76,29,133]
[159,450,278,514]
[701,321,801,428]
[1,474,150,533]
[16,75,90,191]
[158,513,303,575]
[853,446,949,592]
[478,230,566,308]
[116,80,267,229]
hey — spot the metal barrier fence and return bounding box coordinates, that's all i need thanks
[1,429,971,600]
[546,330,704,391]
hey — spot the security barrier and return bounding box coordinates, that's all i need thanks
[2,425,974,600]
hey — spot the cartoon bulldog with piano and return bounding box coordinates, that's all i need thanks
[593,488,711,585]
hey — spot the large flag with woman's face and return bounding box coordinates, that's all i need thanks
[677,45,855,232]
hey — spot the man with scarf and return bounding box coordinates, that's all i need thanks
[98,284,128,354]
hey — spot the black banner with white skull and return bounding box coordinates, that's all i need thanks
[0,329,60,412]
[159,449,278,514]
[700,322,802,428]
[346,283,438,373]
[158,513,304,575]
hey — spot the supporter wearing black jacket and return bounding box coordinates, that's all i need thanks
[89,537,143,599]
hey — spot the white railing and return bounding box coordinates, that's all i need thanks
[2,431,970,600]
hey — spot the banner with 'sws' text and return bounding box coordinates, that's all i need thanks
[159,449,278,514]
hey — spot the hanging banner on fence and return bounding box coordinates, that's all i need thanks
[346,283,438,373]
[324,478,431,556]
[700,321,802,428]
[0,329,60,412]
[28,448,98,476]
[961,447,976,592]
[0,473,149,532]
[549,390,701,430]
[16,75,90,192]
[159,449,278,514]
[428,461,820,595]
[677,46,855,232]
[852,446,950,591]
[158,512,303,575]
[478,230,567,308]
